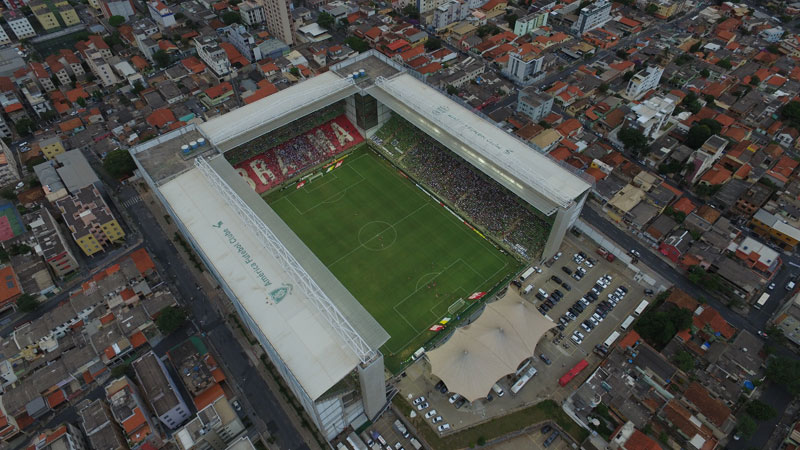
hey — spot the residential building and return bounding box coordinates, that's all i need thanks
[87,50,120,87]
[30,0,61,31]
[625,65,664,100]
[0,27,10,46]
[148,0,176,29]
[25,209,80,278]
[173,396,246,450]
[45,55,72,87]
[195,36,231,78]
[79,399,127,450]
[33,150,101,201]
[132,351,191,430]
[609,421,661,450]
[750,208,800,250]
[572,0,611,35]
[433,0,468,30]
[25,424,87,450]
[55,186,125,257]
[0,265,21,313]
[733,235,781,279]
[517,87,554,122]
[505,49,545,84]
[57,3,80,26]
[239,0,265,26]
[514,9,549,35]
[260,0,295,45]
[626,95,676,138]
[0,140,19,187]
[775,291,800,346]
[100,0,136,20]
[105,377,161,449]
[4,11,36,40]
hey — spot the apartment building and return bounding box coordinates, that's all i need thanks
[100,0,136,20]
[572,0,611,35]
[239,0,266,25]
[750,208,800,250]
[79,399,128,450]
[4,10,36,40]
[0,140,19,188]
[25,208,80,278]
[505,49,545,84]
[625,65,664,100]
[174,397,247,450]
[0,27,10,46]
[626,95,676,138]
[260,0,295,45]
[55,186,125,256]
[517,87,554,122]
[514,9,549,35]
[148,0,176,28]
[25,424,87,450]
[132,351,192,430]
[195,36,231,78]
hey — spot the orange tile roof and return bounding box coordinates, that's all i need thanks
[130,249,155,275]
[181,56,206,74]
[585,167,607,181]
[104,346,116,359]
[417,62,442,74]
[211,367,226,383]
[618,330,641,349]
[550,146,572,161]
[0,267,20,305]
[694,306,736,339]
[666,288,699,310]
[59,117,83,132]
[204,81,233,99]
[556,118,582,137]
[699,165,732,185]
[244,83,278,105]
[3,103,22,114]
[146,108,176,129]
[46,389,66,409]
[622,429,661,450]
[684,382,731,427]
[130,331,147,348]
[131,55,149,71]
[193,383,225,411]
[672,196,696,215]
[127,423,150,444]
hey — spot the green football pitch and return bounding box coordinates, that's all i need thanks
[265,146,522,361]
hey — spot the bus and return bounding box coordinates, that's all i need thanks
[620,315,635,331]
[634,299,649,316]
[511,366,537,395]
[346,432,368,450]
[603,331,621,348]
[559,359,588,387]
[520,267,536,281]
[754,293,770,310]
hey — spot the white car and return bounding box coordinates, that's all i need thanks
[448,393,460,404]
[432,416,444,424]
[574,331,585,340]
[413,396,426,405]
[534,266,542,273]
[554,252,562,260]
[437,424,451,432]
[416,402,429,411]
[571,334,583,345]
[424,410,437,419]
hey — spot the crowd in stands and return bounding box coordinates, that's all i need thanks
[235,115,363,193]
[225,102,345,165]
[376,115,551,259]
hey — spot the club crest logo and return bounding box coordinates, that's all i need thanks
[269,284,292,304]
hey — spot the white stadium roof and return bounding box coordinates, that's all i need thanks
[159,156,388,400]
[368,73,591,214]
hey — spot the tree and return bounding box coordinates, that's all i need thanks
[156,306,187,334]
[10,243,31,256]
[222,11,241,25]
[103,149,136,179]
[175,12,185,20]
[736,415,757,438]
[76,96,87,107]
[477,24,500,38]
[750,75,760,85]
[767,44,781,54]
[505,13,518,29]
[700,68,710,78]
[402,4,419,18]
[289,67,300,77]
[646,3,658,14]
[317,11,334,29]
[615,49,628,60]
[746,400,777,421]
[109,15,125,27]
[15,118,34,136]
[689,41,702,53]
[344,36,369,53]
[153,49,170,68]
[634,306,693,348]
[16,294,38,313]
[766,356,800,395]
[781,101,800,127]
[446,85,458,96]
[686,124,712,149]
[538,120,552,129]
[618,126,649,154]
[598,83,609,93]
[131,80,145,95]
[716,58,732,70]
[673,350,695,372]
[424,37,442,51]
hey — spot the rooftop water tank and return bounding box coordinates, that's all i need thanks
[181,144,190,154]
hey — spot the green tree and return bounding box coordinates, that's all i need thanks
[682,91,702,114]
[766,356,800,395]
[477,24,500,37]
[222,11,241,25]
[16,294,38,313]
[686,124,711,149]
[446,85,458,95]
[538,120,551,129]
[750,75,760,85]
[716,58,732,70]
[767,44,781,54]
[689,41,702,53]
[76,96,87,107]
[175,12,185,20]
[616,49,628,60]
[736,415,757,438]
[317,11,334,29]
[103,149,136,179]
[344,36,369,53]
[402,4,419,18]
[646,3,658,14]
[153,49,170,68]
[156,306,187,334]
[781,101,800,127]
[0,246,8,262]
[598,83,609,93]
[109,15,125,27]
[289,67,300,77]
[14,118,35,136]
[618,126,649,154]
[673,350,695,372]
[10,243,31,256]
[746,400,777,420]
[700,68,710,78]
[131,80,145,94]
[424,37,442,51]
[505,13,518,28]
[634,307,692,348]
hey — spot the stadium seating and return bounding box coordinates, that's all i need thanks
[235,115,363,194]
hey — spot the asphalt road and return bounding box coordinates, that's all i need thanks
[117,185,310,450]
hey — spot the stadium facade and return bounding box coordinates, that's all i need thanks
[130,51,591,440]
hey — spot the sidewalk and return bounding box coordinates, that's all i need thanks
[135,183,324,450]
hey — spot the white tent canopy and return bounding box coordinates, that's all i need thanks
[427,291,555,402]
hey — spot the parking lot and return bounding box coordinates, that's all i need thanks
[394,236,650,435]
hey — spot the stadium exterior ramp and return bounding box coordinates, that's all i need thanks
[129,125,389,441]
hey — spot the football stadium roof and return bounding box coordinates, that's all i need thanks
[367,73,590,214]
[158,155,389,400]
[427,291,554,402]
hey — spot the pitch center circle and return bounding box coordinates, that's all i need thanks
[358,221,397,250]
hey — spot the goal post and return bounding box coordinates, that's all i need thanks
[448,298,465,315]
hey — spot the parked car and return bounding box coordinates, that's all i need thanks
[438,424,451,432]
[540,354,552,365]
[413,397,426,405]
[425,410,438,419]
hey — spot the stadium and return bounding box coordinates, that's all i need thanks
[130,51,591,441]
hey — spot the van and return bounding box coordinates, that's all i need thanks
[523,285,534,295]
[787,281,796,291]
[393,419,409,438]
[620,315,634,331]
[492,383,505,397]
[520,267,535,281]
[538,288,548,298]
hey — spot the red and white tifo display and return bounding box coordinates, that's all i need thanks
[234,115,363,194]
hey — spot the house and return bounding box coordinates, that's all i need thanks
[199,82,234,108]
[659,229,693,262]
[750,208,800,250]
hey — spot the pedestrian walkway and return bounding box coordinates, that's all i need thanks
[122,195,142,208]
